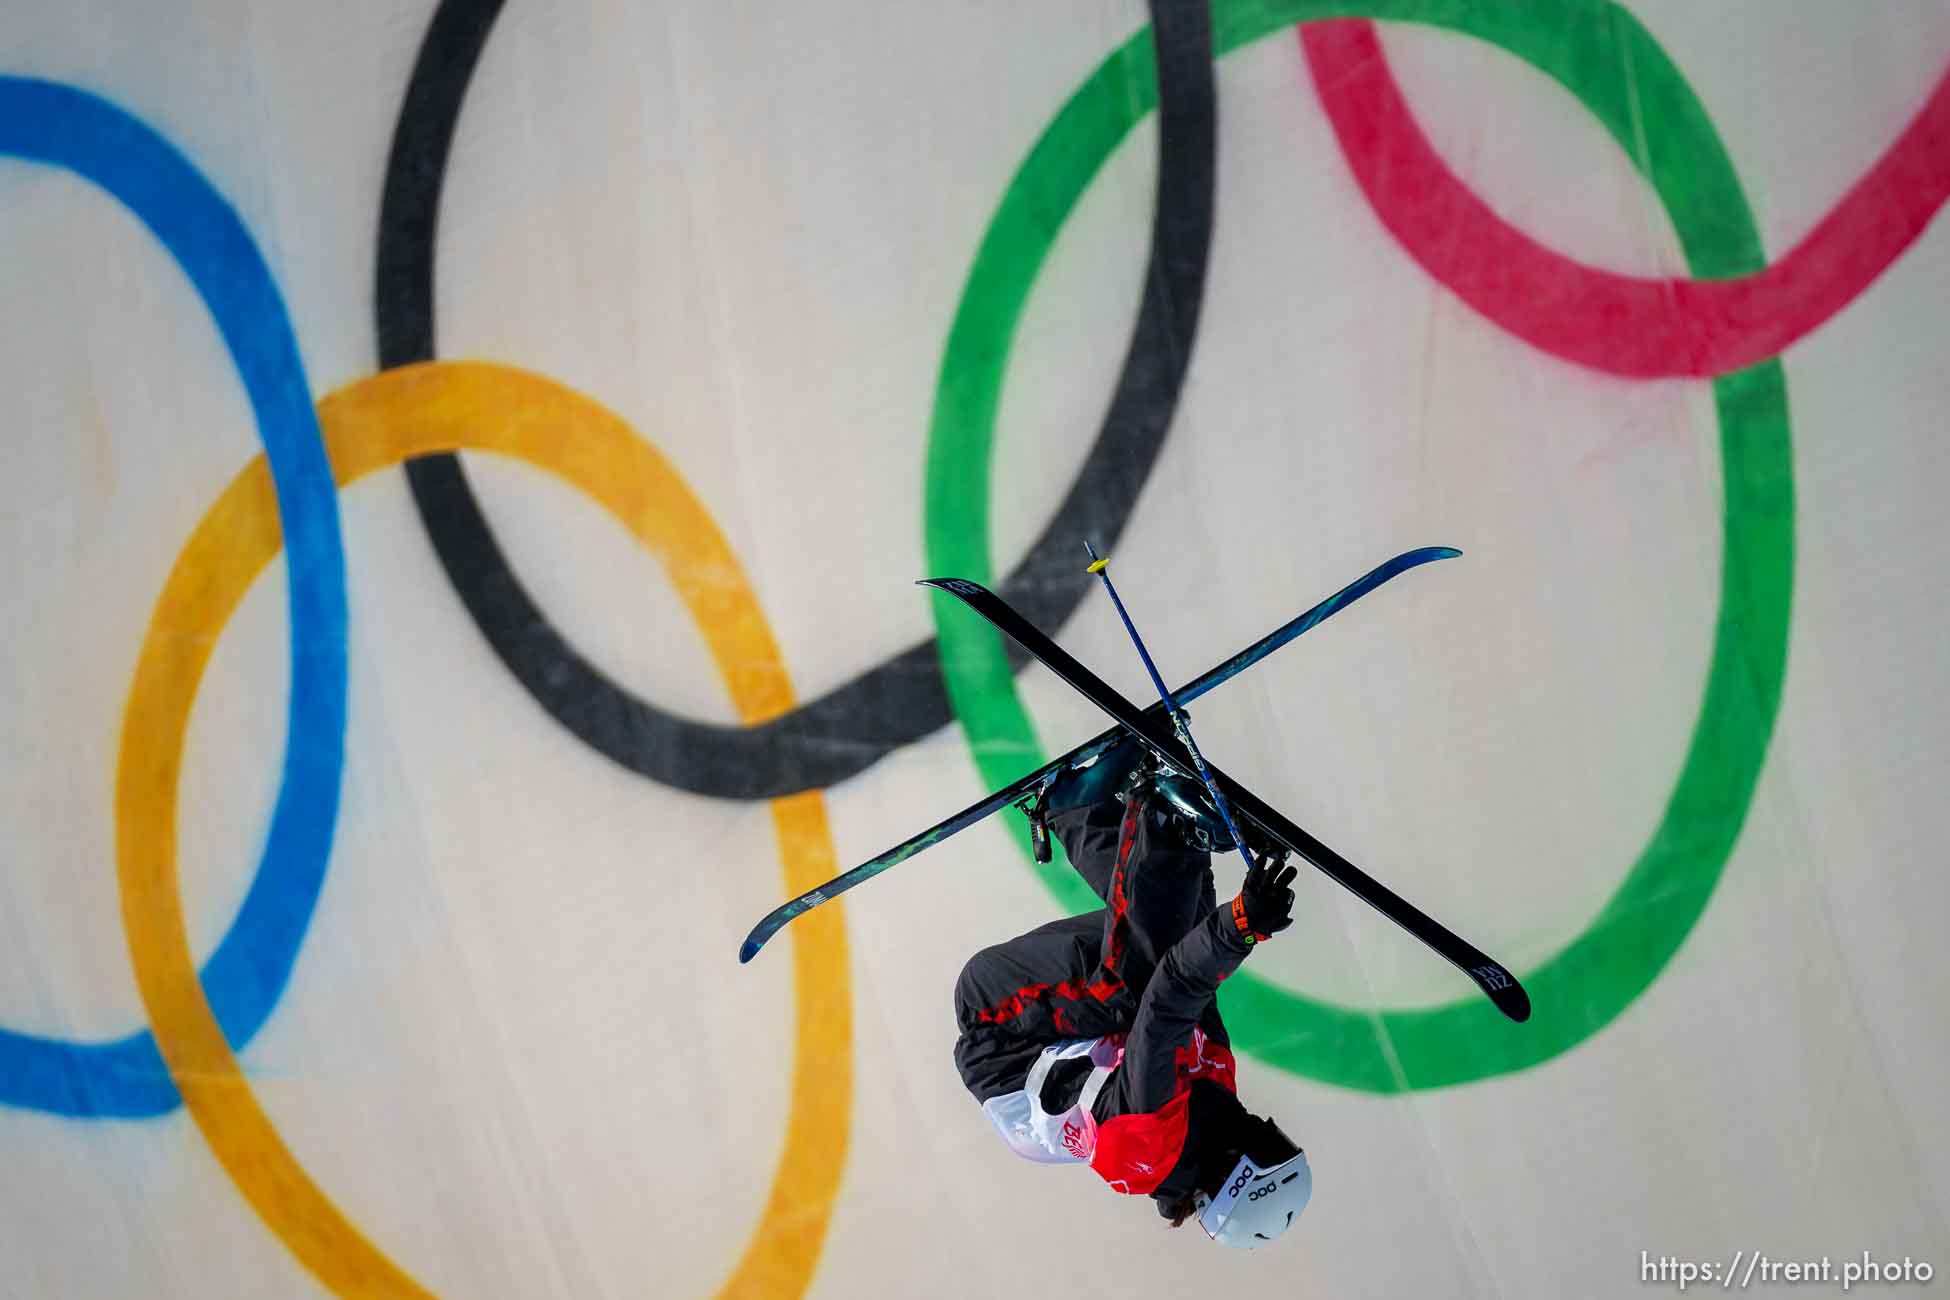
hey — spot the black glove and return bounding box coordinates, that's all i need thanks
[1230,850,1298,943]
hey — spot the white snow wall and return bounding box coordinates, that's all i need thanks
[2,2,1947,1297]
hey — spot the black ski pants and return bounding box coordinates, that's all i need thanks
[951,740,1222,1102]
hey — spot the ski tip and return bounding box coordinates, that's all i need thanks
[1483,971,1531,1022]
[1466,960,1530,1021]
[917,577,982,595]
[738,936,762,964]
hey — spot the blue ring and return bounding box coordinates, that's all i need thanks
[0,79,347,1118]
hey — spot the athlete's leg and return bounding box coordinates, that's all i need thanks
[1041,734,1146,902]
[1044,741,1218,990]
[953,911,1132,1102]
[1116,804,1217,992]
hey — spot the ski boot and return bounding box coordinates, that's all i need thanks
[1021,735,1148,865]
[1122,747,1235,855]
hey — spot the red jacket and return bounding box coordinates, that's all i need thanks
[1090,1028,1238,1193]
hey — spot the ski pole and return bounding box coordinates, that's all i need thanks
[1082,540,1259,878]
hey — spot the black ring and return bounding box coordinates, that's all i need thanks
[374,0,1216,800]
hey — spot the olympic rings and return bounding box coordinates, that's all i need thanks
[116,361,852,1297]
[1301,20,1950,377]
[925,0,1795,1090]
[15,0,1903,1284]
[0,78,348,1119]
[373,0,1218,800]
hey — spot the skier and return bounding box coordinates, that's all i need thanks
[952,735,1313,1246]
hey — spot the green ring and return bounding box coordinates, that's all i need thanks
[924,0,1793,1091]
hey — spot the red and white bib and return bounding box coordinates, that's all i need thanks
[981,1037,1122,1164]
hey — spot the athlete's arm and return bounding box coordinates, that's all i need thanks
[1102,851,1295,1116]
[1105,906,1250,1115]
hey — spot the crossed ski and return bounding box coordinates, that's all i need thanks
[923,571,1530,1024]
[738,548,1530,1026]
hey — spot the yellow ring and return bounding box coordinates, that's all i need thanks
[115,361,852,1297]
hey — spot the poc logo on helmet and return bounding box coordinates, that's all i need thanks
[1198,1149,1312,1250]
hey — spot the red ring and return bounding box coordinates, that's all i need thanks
[1302,19,1950,377]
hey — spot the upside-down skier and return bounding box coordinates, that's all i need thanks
[737,550,1524,1236]
[952,736,1313,1246]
